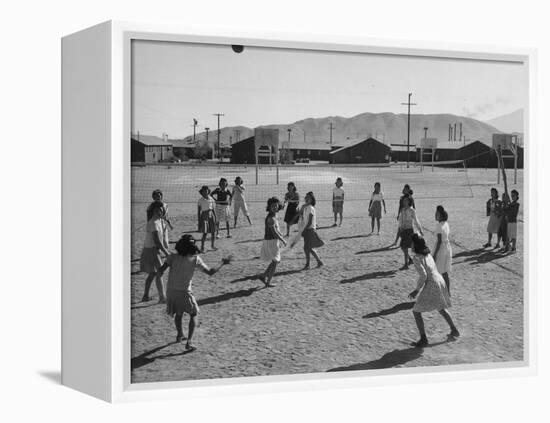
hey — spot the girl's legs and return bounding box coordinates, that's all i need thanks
[201,233,207,252]
[484,232,492,247]
[339,212,343,226]
[376,217,381,234]
[262,261,278,286]
[303,247,311,269]
[442,273,450,295]
[142,273,155,301]
[370,216,375,233]
[226,220,231,237]
[392,228,400,246]
[333,212,338,226]
[175,313,185,342]
[401,247,409,269]
[310,249,324,267]
[246,214,252,225]
[210,231,216,249]
[155,275,166,303]
[413,311,428,346]
[185,314,198,351]
[286,223,291,237]
[438,309,459,337]
[234,213,238,228]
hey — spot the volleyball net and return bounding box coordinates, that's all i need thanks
[131,160,472,205]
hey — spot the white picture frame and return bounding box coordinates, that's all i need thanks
[61,20,538,403]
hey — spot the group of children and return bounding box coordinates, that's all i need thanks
[137,176,520,351]
[485,187,520,253]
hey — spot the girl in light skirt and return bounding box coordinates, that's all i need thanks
[299,192,325,269]
[408,234,459,347]
[368,182,387,235]
[484,187,502,248]
[260,197,287,287]
[432,205,452,295]
[197,186,217,252]
[211,178,233,238]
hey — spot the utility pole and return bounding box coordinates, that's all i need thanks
[192,118,198,142]
[205,127,210,142]
[213,113,224,161]
[328,122,334,145]
[401,93,417,168]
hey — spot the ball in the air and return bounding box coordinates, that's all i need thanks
[231,45,244,53]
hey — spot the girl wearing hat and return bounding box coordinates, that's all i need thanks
[157,234,230,352]
[197,186,217,252]
[408,233,459,347]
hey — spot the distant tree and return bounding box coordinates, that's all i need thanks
[279,148,294,164]
[194,140,212,160]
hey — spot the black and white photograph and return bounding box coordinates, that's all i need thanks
[130,39,527,383]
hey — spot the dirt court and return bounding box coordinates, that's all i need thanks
[130,165,524,383]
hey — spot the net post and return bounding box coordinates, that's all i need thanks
[497,145,501,184]
[514,135,518,184]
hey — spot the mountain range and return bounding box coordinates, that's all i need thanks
[170,112,507,148]
[484,109,524,134]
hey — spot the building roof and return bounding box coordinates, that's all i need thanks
[284,142,332,151]
[131,134,173,146]
[390,139,489,151]
[329,137,387,155]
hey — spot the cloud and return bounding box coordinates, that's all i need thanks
[461,96,511,119]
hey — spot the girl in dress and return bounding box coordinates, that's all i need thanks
[283,182,300,237]
[259,197,287,288]
[331,177,345,227]
[157,235,230,352]
[197,186,217,252]
[211,178,233,239]
[392,184,415,246]
[368,182,387,234]
[497,192,509,251]
[484,188,502,248]
[140,201,170,303]
[432,205,452,295]
[146,189,173,248]
[408,234,459,347]
[232,176,252,227]
[398,194,424,270]
[300,192,325,270]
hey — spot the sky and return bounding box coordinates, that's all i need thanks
[131,40,528,138]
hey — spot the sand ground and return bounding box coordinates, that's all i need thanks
[130,166,524,383]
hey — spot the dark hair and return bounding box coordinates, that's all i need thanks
[199,185,210,195]
[412,233,430,256]
[374,182,381,187]
[219,178,228,186]
[152,189,163,199]
[175,234,200,256]
[287,181,297,192]
[147,201,165,221]
[235,176,243,184]
[436,205,448,222]
[402,193,411,206]
[305,191,316,207]
[336,177,343,184]
[511,189,519,198]
[266,196,283,212]
[490,187,499,198]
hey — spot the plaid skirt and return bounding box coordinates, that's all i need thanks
[215,203,232,221]
[198,210,216,234]
[166,289,199,316]
[303,228,324,250]
[140,247,163,274]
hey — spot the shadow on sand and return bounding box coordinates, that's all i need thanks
[131,342,193,370]
[355,245,397,255]
[234,238,264,245]
[331,233,373,242]
[454,247,509,265]
[327,340,452,372]
[198,287,260,306]
[340,270,397,284]
[229,269,303,284]
[363,301,415,318]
